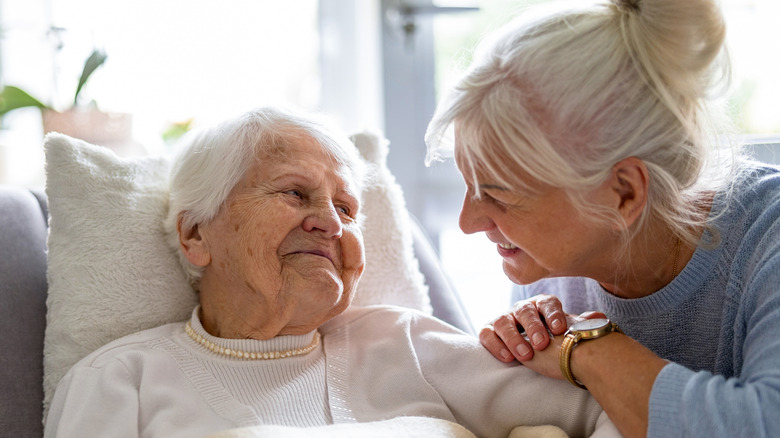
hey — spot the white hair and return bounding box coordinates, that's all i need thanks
[426,0,738,249]
[165,107,366,286]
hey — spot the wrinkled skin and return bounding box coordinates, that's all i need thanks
[179,136,365,339]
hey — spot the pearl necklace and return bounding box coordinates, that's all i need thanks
[184,321,321,360]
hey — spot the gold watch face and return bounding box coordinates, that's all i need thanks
[569,318,610,332]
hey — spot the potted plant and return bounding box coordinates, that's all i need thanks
[0,85,49,118]
[0,49,132,148]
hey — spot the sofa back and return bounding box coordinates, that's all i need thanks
[0,187,49,437]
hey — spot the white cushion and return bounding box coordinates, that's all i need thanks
[42,130,430,414]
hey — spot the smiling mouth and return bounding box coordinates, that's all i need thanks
[498,243,518,250]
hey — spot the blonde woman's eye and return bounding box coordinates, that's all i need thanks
[480,191,514,208]
[477,190,495,202]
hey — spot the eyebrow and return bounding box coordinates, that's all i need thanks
[269,171,308,183]
[270,172,360,206]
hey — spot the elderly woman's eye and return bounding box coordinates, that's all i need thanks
[285,189,303,199]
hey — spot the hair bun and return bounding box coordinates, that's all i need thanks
[611,0,727,105]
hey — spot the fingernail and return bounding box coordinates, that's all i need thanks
[500,349,511,360]
[532,332,545,346]
[516,344,531,357]
[550,319,562,330]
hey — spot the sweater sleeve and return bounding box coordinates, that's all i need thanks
[44,357,140,438]
[512,277,598,315]
[648,222,780,437]
[405,312,614,438]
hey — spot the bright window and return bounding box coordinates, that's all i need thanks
[0,0,321,185]
[434,0,780,136]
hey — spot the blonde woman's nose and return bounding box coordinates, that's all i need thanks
[459,195,492,235]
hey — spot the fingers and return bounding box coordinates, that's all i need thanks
[506,293,568,355]
[479,324,516,363]
[579,310,607,320]
[510,301,550,354]
[534,295,568,335]
[480,294,600,365]
[494,312,536,361]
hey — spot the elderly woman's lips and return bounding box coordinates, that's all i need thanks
[293,250,333,263]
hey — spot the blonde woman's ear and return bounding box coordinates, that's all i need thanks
[177,214,211,267]
[609,156,649,228]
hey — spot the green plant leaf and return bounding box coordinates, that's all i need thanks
[74,49,107,105]
[162,118,194,143]
[0,85,48,117]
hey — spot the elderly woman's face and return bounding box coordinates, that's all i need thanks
[193,136,364,338]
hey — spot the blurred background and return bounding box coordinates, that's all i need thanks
[2,0,778,331]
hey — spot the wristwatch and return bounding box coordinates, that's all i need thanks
[559,318,622,389]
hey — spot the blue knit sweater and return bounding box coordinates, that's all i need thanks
[515,161,780,437]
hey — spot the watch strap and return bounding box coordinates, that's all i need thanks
[559,333,586,389]
[559,321,621,390]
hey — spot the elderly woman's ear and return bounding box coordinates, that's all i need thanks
[177,213,211,268]
[606,156,649,229]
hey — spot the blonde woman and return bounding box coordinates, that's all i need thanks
[426,0,780,437]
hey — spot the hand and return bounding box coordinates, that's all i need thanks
[479,294,605,363]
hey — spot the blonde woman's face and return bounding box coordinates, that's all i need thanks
[454,144,617,286]
[196,136,365,338]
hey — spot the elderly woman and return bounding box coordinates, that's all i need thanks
[43,107,616,438]
[425,0,780,437]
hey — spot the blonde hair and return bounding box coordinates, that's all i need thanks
[165,107,366,286]
[426,0,738,249]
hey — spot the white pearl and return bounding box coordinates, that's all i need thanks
[184,321,320,361]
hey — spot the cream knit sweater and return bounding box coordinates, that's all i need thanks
[45,305,612,438]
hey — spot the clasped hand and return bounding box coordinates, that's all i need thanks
[479,294,605,380]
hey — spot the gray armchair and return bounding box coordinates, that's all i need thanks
[0,185,472,438]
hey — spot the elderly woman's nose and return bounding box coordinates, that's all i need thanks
[302,203,343,238]
[459,196,492,235]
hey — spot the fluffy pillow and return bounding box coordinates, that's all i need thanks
[350,131,430,311]
[42,131,430,414]
[42,134,198,413]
